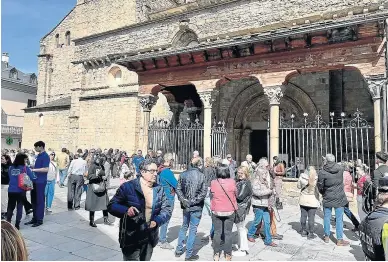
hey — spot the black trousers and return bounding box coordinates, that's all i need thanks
[122,243,154,261]
[212,213,235,256]
[89,210,108,220]
[300,205,317,233]
[67,175,84,209]
[7,192,26,224]
[23,194,32,213]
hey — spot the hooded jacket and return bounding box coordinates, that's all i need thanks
[317,162,348,208]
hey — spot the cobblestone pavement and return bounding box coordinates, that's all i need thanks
[16,178,365,261]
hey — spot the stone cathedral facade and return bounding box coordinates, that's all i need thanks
[22,0,388,164]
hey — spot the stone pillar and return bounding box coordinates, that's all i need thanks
[199,91,214,159]
[366,75,386,152]
[264,86,283,165]
[234,128,242,164]
[139,95,158,153]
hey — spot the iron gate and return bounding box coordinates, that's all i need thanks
[148,118,228,170]
[273,110,374,177]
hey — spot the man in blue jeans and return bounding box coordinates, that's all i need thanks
[25,141,50,227]
[158,153,178,250]
[175,157,207,261]
[318,154,350,246]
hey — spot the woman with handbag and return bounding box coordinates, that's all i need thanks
[247,158,277,247]
[296,166,319,239]
[210,166,237,261]
[7,153,34,229]
[233,166,252,257]
[85,156,113,227]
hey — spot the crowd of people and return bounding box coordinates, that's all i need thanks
[1,142,388,261]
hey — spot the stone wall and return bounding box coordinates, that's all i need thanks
[21,109,71,151]
[74,0,386,61]
[77,95,141,152]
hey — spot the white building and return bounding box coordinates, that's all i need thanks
[1,53,37,150]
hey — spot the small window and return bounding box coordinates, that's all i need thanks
[29,74,37,84]
[65,31,71,46]
[55,34,60,48]
[9,68,18,79]
[115,70,122,82]
[39,113,44,127]
[27,99,37,108]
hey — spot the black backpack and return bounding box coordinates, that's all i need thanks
[362,179,374,214]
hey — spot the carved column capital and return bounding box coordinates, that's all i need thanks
[366,74,386,100]
[199,91,215,109]
[139,95,158,112]
[264,86,283,105]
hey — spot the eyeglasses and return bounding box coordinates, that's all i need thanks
[145,169,158,174]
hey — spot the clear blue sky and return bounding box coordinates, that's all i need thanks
[1,0,75,74]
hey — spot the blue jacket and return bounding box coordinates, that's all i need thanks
[159,168,177,201]
[132,156,145,174]
[107,177,172,248]
[34,151,50,184]
[8,165,33,193]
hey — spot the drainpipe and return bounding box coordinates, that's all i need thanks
[384,19,388,153]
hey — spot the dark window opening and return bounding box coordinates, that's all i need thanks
[27,99,37,108]
[65,31,71,46]
[55,34,60,48]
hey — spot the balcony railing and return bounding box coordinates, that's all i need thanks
[1,125,23,135]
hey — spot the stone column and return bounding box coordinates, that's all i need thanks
[366,75,386,152]
[139,95,158,153]
[199,91,214,159]
[234,128,242,164]
[264,86,283,165]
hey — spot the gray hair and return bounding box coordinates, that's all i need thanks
[191,157,203,168]
[257,158,268,169]
[325,154,335,163]
[163,153,173,162]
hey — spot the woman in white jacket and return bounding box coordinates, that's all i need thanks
[297,166,319,239]
[45,152,59,213]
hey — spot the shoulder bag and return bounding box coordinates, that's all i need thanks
[18,166,33,191]
[216,178,240,223]
[91,169,106,193]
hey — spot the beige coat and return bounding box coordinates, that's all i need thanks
[297,172,319,208]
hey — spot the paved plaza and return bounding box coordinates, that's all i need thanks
[18,178,365,261]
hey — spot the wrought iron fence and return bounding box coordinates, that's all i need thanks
[275,109,374,177]
[148,117,228,171]
[211,121,228,159]
[148,118,204,170]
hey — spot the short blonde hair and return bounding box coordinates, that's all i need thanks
[1,221,28,261]
[237,166,250,180]
[205,157,214,167]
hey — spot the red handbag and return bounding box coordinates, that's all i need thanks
[18,166,33,191]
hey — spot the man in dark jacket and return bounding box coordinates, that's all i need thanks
[373,152,388,197]
[317,153,349,246]
[175,157,207,261]
[133,150,145,175]
[108,159,172,261]
[359,176,388,261]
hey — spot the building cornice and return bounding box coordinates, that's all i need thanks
[1,78,37,95]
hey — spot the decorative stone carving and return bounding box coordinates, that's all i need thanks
[264,86,283,105]
[139,95,158,112]
[199,91,214,109]
[366,74,386,100]
[172,29,199,48]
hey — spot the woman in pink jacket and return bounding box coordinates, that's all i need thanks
[210,166,237,261]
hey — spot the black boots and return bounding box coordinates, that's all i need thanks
[104,217,113,225]
[89,212,97,228]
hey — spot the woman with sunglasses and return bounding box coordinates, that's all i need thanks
[45,152,59,213]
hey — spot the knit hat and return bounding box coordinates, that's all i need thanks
[378,175,388,193]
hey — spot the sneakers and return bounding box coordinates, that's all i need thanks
[301,230,308,237]
[232,250,248,257]
[265,242,278,247]
[324,236,330,243]
[247,237,256,243]
[337,239,350,246]
[46,208,52,214]
[307,233,316,240]
[160,242,174,250]
[175,251,184,258]
[272,234,283,240]
[185,255,199,261]
[225,254,232,261]
[213,253,220,261]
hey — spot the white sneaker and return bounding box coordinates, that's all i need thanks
[232,250,247,257]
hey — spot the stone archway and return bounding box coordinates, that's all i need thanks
[225,82,318,162]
